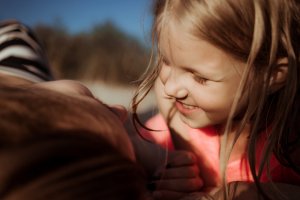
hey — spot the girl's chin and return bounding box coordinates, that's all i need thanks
[179,114,212,129]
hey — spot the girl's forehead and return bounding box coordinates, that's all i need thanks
[158,21,196,52]
[158,22,193,59]
[158,21,247,77]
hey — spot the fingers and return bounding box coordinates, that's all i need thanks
[153,150,199,179]
[167,150,197,167]
[148,150,204,200]
[158,165,200,179]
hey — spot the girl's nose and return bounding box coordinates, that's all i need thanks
[163,70,188,99]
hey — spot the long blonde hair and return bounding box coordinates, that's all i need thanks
[132,0,300,198]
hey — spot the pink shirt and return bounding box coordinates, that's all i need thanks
[141,114,300,186]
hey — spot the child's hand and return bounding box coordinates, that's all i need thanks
[149,150,203,200]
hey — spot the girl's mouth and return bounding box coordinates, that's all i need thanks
[175,100,200,114]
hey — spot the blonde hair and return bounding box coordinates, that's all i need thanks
[132,0,300,198]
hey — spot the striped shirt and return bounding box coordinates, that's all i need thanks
[0,20,53,82]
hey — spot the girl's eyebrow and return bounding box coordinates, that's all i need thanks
[159,48,225,81]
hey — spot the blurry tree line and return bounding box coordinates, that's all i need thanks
[33,21,150,85]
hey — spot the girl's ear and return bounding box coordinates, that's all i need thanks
[269,57,288,93]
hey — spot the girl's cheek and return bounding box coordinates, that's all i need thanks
[159,64,171,85]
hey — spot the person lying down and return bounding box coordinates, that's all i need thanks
[0,80,149,200]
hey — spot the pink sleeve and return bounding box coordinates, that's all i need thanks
[139,114,174,150]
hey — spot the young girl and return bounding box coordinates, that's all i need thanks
[132,0,300,199]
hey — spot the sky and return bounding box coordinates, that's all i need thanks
[0,0,153,43]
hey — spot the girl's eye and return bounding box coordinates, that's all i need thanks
[194,75,208,84]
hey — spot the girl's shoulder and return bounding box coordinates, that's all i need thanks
[144,113,168,130]
[139,113,173,149]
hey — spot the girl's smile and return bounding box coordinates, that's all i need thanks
[158,21,247,129]
[175,100,201,115]
[133,0,300,197]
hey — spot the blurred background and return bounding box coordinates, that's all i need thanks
[0,0,157,114]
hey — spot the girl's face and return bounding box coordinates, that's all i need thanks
[157,22,247,129]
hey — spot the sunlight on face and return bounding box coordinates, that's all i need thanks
[157,21,247,129]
